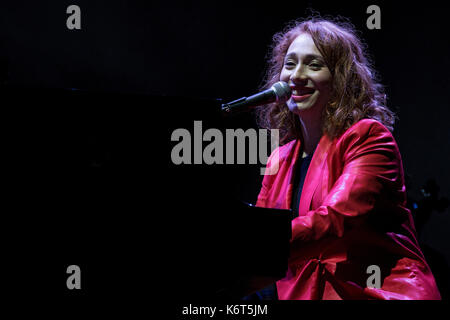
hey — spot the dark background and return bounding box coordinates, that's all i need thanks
[1,0,449,305]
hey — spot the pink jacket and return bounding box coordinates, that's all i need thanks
[256,119,441,300]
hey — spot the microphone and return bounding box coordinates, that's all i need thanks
[221,81,291,114]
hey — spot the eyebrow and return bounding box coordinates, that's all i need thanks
[284,52,324,61]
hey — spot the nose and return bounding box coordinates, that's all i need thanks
[289,64,308,85]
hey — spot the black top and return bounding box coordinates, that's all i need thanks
[291,150,314,218]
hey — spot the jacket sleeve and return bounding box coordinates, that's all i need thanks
[291,121,405,243]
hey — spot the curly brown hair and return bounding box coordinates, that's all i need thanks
[256,16,396,145]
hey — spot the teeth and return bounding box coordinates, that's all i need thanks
[292,89,314,95]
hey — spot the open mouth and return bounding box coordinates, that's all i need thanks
[290,87,315,102]
[292,87,315,96]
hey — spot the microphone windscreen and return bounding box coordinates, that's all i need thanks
[271,81,291,103]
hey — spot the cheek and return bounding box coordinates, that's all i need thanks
[280,69,290,82]
[313,73,333,94]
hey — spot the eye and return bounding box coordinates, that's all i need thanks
[309,62,322,68]
[284,60,296,68]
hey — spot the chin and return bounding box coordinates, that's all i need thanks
[289,103,312,114]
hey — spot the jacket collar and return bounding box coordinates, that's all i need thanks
[289,134,333,214]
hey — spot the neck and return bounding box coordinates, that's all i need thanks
[298,112,323,157]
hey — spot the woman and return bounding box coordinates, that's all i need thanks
[254,17,441,300]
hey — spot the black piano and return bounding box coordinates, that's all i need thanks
[3,85,292,302]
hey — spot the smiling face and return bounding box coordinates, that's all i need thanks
[280,33,333,116]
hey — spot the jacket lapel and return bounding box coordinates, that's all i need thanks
[284,139,302,209]
[297,134,333,215]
